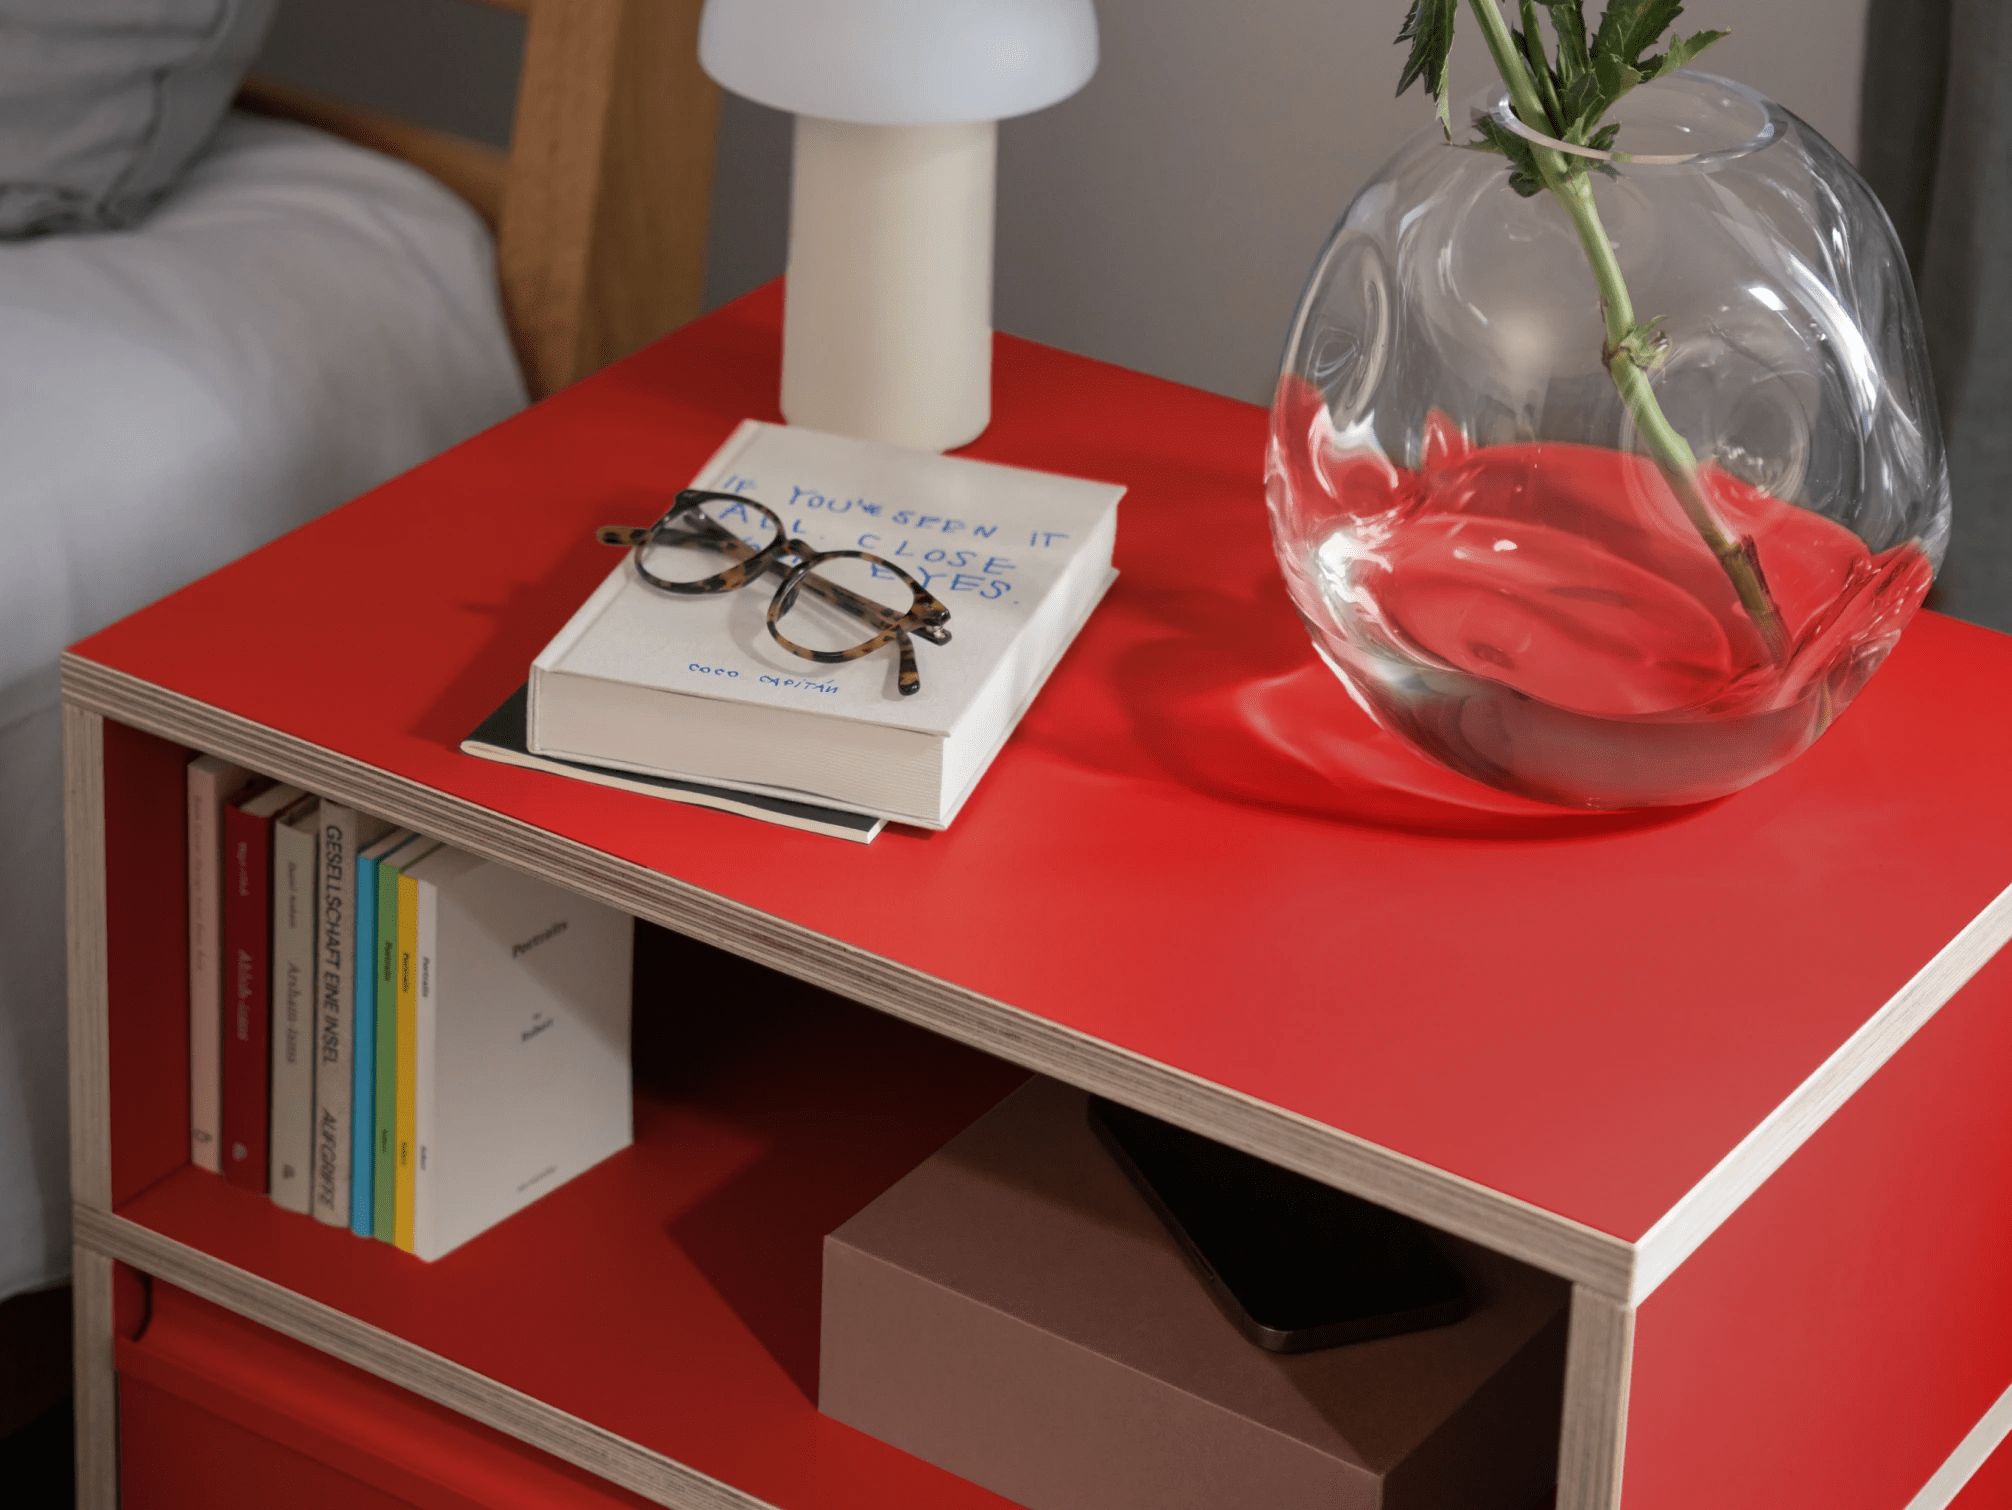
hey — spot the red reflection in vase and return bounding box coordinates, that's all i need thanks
[1269,393,1933,809]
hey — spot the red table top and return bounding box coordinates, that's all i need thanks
[73,283,2012,1246]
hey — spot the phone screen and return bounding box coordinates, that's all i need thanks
[1089,1097,1469,1353]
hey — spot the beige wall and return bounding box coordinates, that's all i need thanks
[256,0,1871,405]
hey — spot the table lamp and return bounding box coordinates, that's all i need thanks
[700,0,1099,453]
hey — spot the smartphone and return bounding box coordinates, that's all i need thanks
[1088,1096,1469,1353]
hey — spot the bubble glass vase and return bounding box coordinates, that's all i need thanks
[1266,72,1949,810]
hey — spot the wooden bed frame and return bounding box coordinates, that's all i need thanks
[237,0,720,400]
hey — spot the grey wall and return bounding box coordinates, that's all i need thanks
[254,0,1870,405]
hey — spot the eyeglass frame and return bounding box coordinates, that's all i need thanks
[597,488,952,697]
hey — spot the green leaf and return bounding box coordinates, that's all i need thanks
[1470,113,1548,197]
[1592,0,1687,70]
[1396,0,1459,133]
[1546,2,1592,78]
[1519,0,1567,132]
[1651,27,1727,77]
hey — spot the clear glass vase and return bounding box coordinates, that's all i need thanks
[1267,72,1949,810]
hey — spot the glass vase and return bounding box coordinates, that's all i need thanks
[1266,71,1949,810]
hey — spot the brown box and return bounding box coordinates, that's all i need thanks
[821,1079,1568,1510]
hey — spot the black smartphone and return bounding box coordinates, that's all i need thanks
[1088,1096,1469,1353]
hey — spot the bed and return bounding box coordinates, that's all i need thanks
[0,0,719,1307]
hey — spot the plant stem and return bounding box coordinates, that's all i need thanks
[1464,0,1792,663]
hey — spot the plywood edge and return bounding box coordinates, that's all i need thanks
[73,1208,759,1510]
[235,75,509,228]
[1907,1376,2012,1510]
[65,704,111,1213]
[59,654,1636,1296]
[1557,1285,1633,1510]
[72,1247,118,1510]
[1632,881,2012,1302]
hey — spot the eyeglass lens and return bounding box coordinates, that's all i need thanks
[639,497,780,585]
[775,555,921,655]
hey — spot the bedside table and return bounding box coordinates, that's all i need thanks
[63,284,2012,1510]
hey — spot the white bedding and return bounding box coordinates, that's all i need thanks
[0,113,527,1301]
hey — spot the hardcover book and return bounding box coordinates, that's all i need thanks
[268,798,321,1214]
[220,782,305,1192]
[527,420,1123,828]
[186,756,256,1173]
[402,844,633,1262]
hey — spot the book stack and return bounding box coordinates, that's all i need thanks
[185,760,634,1260]
[521,420,1125,830]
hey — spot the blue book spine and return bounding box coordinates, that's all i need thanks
[349,853,380,1235]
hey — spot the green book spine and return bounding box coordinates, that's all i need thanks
[373,858,402,1242]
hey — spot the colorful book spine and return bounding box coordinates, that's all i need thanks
[413,868,439,1259]
[373,850,402,1242]
[220,782,303,1191]
[350,844,383,1235]
[268,798,321,1213]
[395,861,423,1251]
[186,757,254,1173]
[313,807,391,1228]
[372,833,426,1243]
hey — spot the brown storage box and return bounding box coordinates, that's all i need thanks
[821,1079,1569,1510]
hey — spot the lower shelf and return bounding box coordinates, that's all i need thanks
[120,1283,650,1510]
[110,942,1031,1510]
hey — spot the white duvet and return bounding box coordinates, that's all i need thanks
[0,113,527,1301]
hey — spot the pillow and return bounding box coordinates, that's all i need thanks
[0,0,277,238]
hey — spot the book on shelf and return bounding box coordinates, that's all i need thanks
[402,843,633,1261]
[527,419,1124,828]
[313,805,394,1228]
[371,831,425,1243]
[268,797,321,1214]
[391,835,440,1250]
[186,756,255,1174]
[350,828,404,1235]
[220,781,305,1192]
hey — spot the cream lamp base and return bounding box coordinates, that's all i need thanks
[781,115,996,454]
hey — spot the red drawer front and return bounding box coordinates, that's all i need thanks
[118,1282,652,1510]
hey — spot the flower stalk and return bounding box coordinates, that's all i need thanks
[1400,0,1792,662]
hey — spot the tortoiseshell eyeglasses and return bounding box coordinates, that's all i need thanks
[598,489,952,696]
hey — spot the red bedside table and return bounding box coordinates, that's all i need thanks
[64,284,2012,1510]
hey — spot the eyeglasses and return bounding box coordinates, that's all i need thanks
[597,489,952,696]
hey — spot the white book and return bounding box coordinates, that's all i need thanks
[402,845,632,1262]
[187,755,253,1173]
[310,804,393,1227]
[268,796,320,1214]
[527,420,1124,828]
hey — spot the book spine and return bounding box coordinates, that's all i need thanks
[394,869,421,1252]
[350,852,380,1236]
[268,814,318,1213]
[186,765,228,1173]
[413,875,439,1261]
[373,860,401,1243]
[220,800,275,1192]
[374,857,400,1248]
[311,803,358,1226]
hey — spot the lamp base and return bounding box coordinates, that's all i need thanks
[782,116,995,453]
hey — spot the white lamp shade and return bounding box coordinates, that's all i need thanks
[698,0,1099,126]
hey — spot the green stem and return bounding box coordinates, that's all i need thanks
[1464,0,1791,664]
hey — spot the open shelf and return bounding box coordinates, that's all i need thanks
[114,917,1030,1510]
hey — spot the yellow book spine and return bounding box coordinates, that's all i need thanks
[394,869,420,1252]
